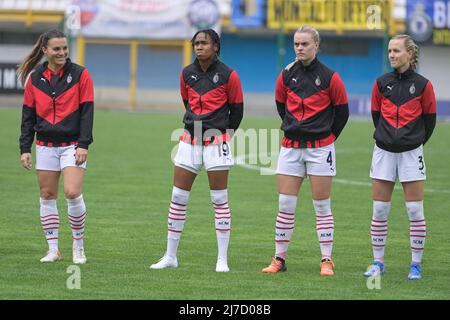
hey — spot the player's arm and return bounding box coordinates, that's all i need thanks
[20,76,36,155]
[275,72,286,120]
[78,69,94,150]
[422,81,437,145]
[180,71,188,109]
[227,70,244,132]
[371,80,382,128]
[19,76,36,170]
[329,72,349,139]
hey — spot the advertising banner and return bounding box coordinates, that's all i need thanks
[407,0,450,45]
[67,0,221,39]
[0,64,22,94]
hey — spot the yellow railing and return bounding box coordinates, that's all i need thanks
[76,38,191,110]
[267,0,395,35]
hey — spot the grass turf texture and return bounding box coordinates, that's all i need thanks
[1,107,449,299]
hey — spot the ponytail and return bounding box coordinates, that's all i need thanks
[17,29,66,86]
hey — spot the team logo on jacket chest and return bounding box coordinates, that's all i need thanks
[409,83,415,94]
[67,73,72,84]
[213,73,219,83]
[315,75,321,86]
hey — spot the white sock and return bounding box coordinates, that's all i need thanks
[314,198,334,261]
[371,200,391,263]
[211,189,230,262]
[275,194,297,260]
[406,201,426,264]
[166,186,190,258]
[67,195,87,248]
[40,198,59,252]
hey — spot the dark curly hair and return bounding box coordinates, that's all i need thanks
[191,29,221,56]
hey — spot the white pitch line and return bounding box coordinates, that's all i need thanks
[235,155,450,194]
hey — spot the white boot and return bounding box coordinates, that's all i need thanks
[73,246,87,264]
[150,254,178,269]
[40,250,63,263]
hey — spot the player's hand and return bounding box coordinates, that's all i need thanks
[21,153,32,170]
[75,147,88,166]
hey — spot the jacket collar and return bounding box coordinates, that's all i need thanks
[36,58,72,76]
[193,55,219,72]
[298,57,319,71]
[393,67,414,79]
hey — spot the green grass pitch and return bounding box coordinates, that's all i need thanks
[1,107,449,299]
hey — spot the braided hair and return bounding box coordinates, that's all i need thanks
[191,29,221,56]
[392,34,419,71]
[17,29,66,86]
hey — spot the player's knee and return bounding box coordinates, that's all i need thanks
[64,188,81,200]
[313,198,331,215]
[210,189,228,204]
[373,200,391,220]
[40,188,57,200]
[405,201,424,221]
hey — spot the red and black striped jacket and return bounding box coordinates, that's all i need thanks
[276,57,349,148]
[180,57,243,145]
[371,68,436,153]
[19,59,94,154]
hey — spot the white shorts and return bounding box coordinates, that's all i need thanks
[174,141,233,174]
[370,145,426,182]
[276,143,336,177]
[36,145,87,171]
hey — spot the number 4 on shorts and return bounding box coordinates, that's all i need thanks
[327,151,333,166]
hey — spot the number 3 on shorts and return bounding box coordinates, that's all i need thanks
[418,155,424,170]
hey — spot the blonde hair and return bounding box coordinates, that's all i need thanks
[295,25,320,45]
[391,34,419,70]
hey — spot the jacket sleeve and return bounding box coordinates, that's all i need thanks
[275,72,286,120]
[371,80,382,128]
[227,70,244,132]
[180,71,188,109]
[329,72,349,139]
[421,80,437,145]
[77,69,94,149]
[19,76,36,154]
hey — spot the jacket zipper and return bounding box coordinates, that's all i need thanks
[395,107,399,136]
[52,91,56,124]
[199,95,203,113]
[395,77,402,136]
[300,100,305,120]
